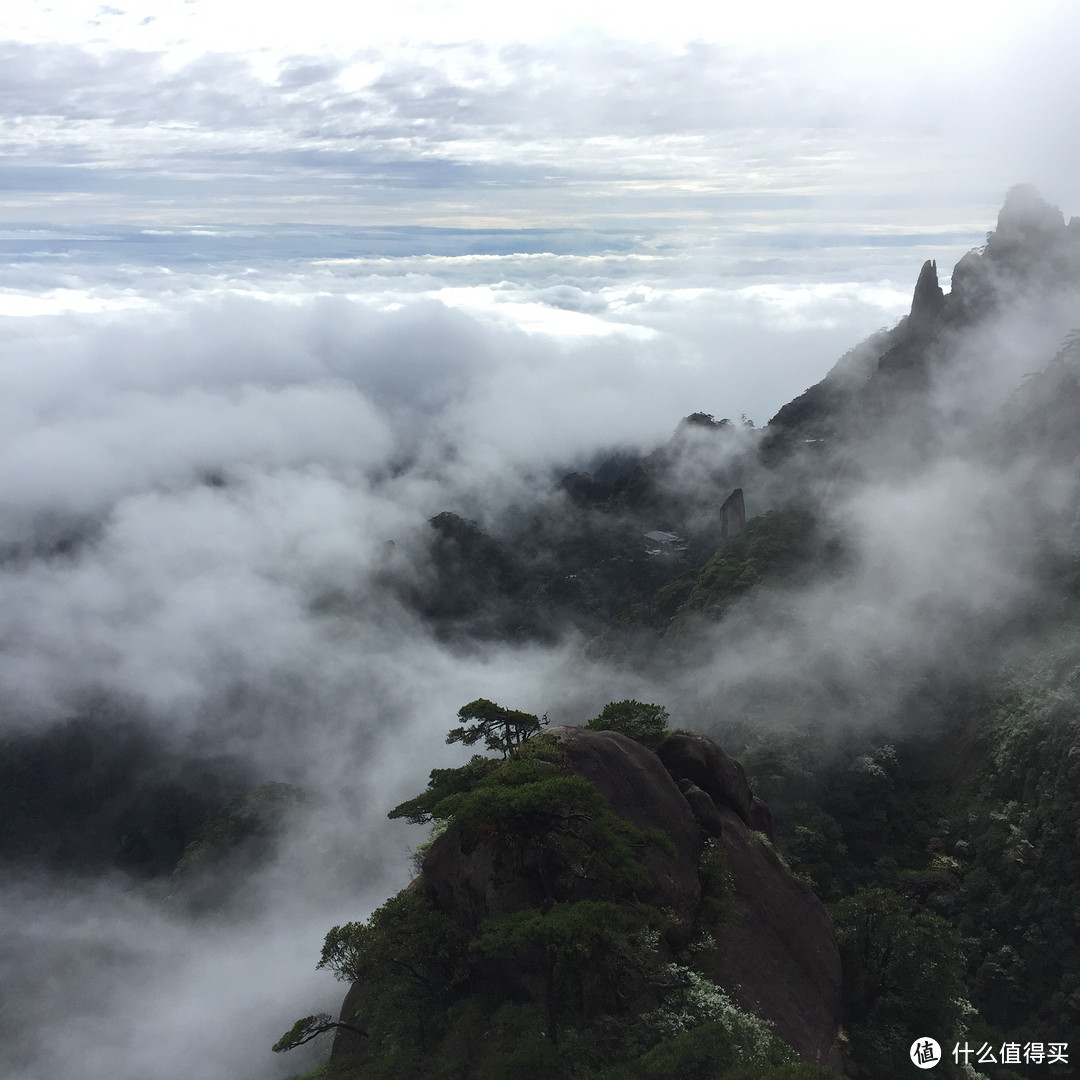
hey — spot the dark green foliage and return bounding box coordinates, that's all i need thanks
[680,508,827,619]
[174,780,303,878]
[473,1035,567,1080]
[695,837,736,925]
[832,887,968,1077]
[0,714,249,876]
[434,757,654,898]
[282,708,827,1079]
[634,1020,736,1078]
[475,901,649,1043]
[946,646,1080,1052]
[319,889,469,992]
[273,1014,326,1053]
[272,1014,362,1053]
[649,574,697,623]
[642,825,677,859]
[587,700,670,745]
[391,724,658,902]
[310,889,469,1058]
[683,412,733,429]
[727,1066,840,1080]
[727,666,1080,1075]
[512,730,564,764]
[628,1019,832,1080]
[438,767,596,831]
[387,755,500,824]
[781,806,848,901]
[415,512,527,625]
[738,725,950,899]
[446,698,542,757]
[474,900,633,965]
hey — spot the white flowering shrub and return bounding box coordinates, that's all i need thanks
[644,965,794,1067]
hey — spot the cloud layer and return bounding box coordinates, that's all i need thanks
[3,5,1078,228]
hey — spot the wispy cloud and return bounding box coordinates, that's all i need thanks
[2,19,1077,226]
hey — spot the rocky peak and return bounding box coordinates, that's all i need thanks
[951,185,1077,316]
[993,183,1066,247]
[908,258,945,332]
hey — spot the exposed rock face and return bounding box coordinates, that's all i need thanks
[761,185,1080,462]
[909,258,945,333]
[656,731,754,824]
[951,185,1078,320]
[948,248,994,320]
[712,804,843,1070]
[720,486,746,542]
[654,733,841,1063]
[549,726,702,930]
[994,183,1067,254]
[418,727,842,1067]
[748,794,775,841]
[678,777,726,837]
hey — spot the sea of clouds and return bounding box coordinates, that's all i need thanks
[1,221,1074,1079]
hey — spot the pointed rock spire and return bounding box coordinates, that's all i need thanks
[720,487,745,542]
[909,258,945,331]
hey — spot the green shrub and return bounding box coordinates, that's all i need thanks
[587,700,670,745]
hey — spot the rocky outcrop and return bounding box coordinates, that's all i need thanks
[748,794,775,840]
[550,727,702,923]
[423,727,702,942]
[711,803,843,1069]
[678,778,726,837]
[720,486,745,542]
[951,185,1079,320]
[992,183,1068,264]
[908,258,945,333]
[654,731,838,1064]
[418,727,842,1067]
[656,731,754,824]
[762,185,1080,461]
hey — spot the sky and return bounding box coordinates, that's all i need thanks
[3,0,1079,423]
[2,3,1080,1079]
[2,0,1078,229]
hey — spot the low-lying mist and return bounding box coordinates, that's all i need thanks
[2,206,1078,1078]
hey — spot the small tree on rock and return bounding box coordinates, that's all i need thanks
[447,698,542,757]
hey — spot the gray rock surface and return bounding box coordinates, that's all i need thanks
[710,804,844,1070]
[909,258,945,332]
[678,777,726,837]
[655,731,754,824]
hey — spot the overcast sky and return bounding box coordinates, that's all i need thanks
[4,0,1079,425]
[2,0,1078,231]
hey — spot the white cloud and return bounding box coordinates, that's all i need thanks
[2,11,1077,228]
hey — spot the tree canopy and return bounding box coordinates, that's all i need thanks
[586,699,669,745]
[446,698,543,757]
